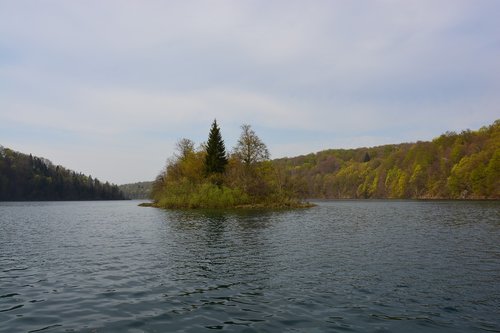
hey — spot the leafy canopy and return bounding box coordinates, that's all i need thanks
[233,124,270,166]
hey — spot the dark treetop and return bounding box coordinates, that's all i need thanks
[0,146,125,201]
[204,119,228,175]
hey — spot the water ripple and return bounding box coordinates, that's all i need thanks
[28,324,62,333]
[0,200,498,332]
[0,304,24,312]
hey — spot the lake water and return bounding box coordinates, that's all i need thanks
[0,200,499,333]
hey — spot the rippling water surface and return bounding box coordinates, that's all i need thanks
[0,200,499,332]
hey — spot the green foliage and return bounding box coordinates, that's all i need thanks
[233,124,270,166]
[153,120,499,205]
[156,181,250,209]
[119,181,153,199]
[0,146,125,201]
[275,120,499,199]
[152,123,307,209]
[204,119,228,175]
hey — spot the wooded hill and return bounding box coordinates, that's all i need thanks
[0,146,125,201]
[119,181,153,199]
[275,120,499,199]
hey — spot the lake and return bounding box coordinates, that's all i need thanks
[0,200,499,332]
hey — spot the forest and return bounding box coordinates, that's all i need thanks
[276,120,499,199]
[0,146,125,201]
[119,181,153,199]
[6,119,495,203]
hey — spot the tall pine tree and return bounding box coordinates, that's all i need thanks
[204,119,228,174]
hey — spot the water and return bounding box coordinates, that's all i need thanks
[0,200,499,333]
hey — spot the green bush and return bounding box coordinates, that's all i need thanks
[154,181,255,209]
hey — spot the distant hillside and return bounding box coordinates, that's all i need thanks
[275,120,499,199]
[0,146,125,201]
[119,181,153,199]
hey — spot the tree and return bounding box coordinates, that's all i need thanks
[204,119,228,174]
[234,124,270,166]
[175,138,195,160]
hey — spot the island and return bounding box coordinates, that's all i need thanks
[150,120,312,209]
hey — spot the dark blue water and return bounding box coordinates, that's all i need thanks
[0,200,499,332]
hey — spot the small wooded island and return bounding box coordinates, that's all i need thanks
[150,120,312,209]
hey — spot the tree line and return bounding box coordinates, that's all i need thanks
[0,146,125,201]
[119,181,153,199]
[275,120,499,199]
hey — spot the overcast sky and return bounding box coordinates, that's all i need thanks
[1,1,499,184]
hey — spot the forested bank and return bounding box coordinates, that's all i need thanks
[0,146,125,201]
[9,119,493,203]
[276,120,499,199]
[119,181,153,199]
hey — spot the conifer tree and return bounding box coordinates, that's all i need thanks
[204,119,228,174]
[363,152,371,162]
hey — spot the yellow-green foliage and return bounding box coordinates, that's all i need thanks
[276,120,500,199]
[152,156,303,209]
[156,181,250,209]
[151,128,307,209]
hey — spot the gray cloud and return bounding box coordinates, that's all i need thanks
[1,0,498,183]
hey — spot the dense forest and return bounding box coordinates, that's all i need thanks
[119,181,153,199]
[276,120,499,199]
[0,146,125,201]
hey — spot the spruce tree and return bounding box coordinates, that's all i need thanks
[204,119,228,174]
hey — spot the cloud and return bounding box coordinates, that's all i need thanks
[1,0,499,183]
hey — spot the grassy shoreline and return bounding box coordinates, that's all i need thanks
[138,200,315,209]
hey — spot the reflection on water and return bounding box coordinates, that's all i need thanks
[0,200,499,332]
[162,209,279,302]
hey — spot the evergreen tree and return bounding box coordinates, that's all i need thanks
[204,119,228,174]
[363,152,371,162]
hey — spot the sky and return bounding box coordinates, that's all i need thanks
[1,1,499,184]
